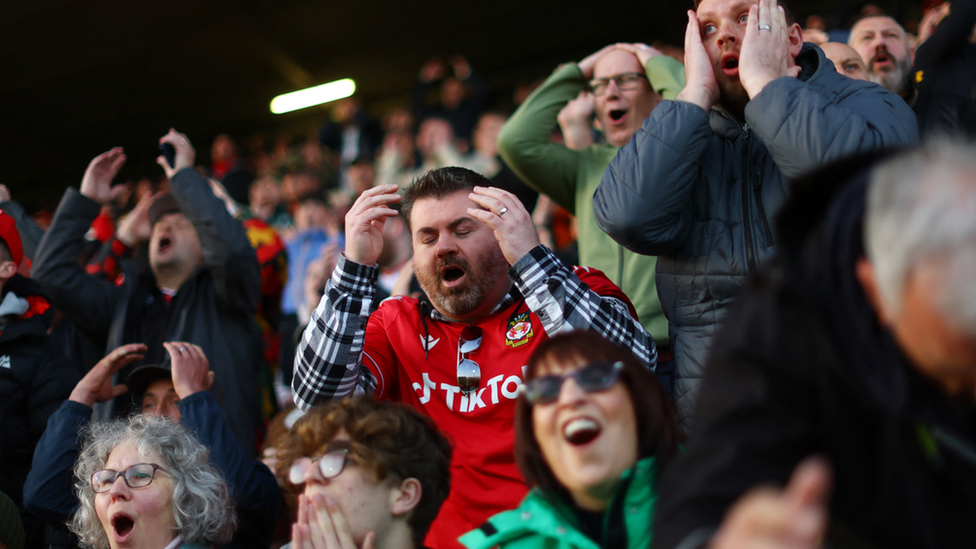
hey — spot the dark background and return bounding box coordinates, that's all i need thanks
[2,0,918,211]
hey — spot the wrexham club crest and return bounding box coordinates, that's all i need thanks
[505,312,534,348]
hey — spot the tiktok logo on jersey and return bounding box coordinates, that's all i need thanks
[412,366,528,413]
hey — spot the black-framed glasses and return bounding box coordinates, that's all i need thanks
[288,449,350,485]
[91,463,169,493]
[588,73,648,96]
[520,361,624,405]
[457,325,482,393]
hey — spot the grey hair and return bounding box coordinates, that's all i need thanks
[864,139,976,337]
[70,415,237,549]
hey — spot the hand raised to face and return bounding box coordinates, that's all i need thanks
[738,0,802,99]
[466,186,540,266]
[675,10,721,112]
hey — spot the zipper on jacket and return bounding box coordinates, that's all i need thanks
[616,245,625,291]
[740,126,757,271]
[753,169,774,247]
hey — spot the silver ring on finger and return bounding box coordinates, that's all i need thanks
[758,24,771,31]
[179,347,188,354]
[497,207,509,217]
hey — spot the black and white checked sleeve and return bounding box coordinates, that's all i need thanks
[510,245,658,370]
[292,254,379,410]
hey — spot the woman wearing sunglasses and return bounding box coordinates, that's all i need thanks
[461,331,680,549]
[70,414,236,549]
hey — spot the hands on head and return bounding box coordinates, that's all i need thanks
[466,186,540,265]
[69,343,147,408]
[293,493,375,549]
[577,43,664,80]
[710,457,831,549]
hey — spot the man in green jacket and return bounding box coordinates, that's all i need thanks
[497,43,684,363]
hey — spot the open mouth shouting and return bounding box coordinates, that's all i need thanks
[871,50,893,71]
[721,52,740,77]
[157,236,173,254]
[562,416,602,446]
[607,108,629,125]
[439,259,468,290]
[111,512,135,543]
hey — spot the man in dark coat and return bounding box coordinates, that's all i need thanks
[593,0,917,429]
[654,142,976,549]
[0,210,79,548]
[32,130,263,455]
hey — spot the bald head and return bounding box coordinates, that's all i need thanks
[848,16,914,95]
[820,42,869,81]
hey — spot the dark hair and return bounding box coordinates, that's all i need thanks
[276,398,452,548]
[400,167,491,230]
[514,331,681,501]
[693,0,796,25]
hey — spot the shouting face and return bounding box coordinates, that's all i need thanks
[849,16,914,95]
[592,50,661,147]
[410,191,511,322]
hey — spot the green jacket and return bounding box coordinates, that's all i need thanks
[459,458,657,549]
[497,57,685,341]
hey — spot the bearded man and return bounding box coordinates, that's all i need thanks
[292,167,655,549]
[593,0,917,430]
[848,15,916,98]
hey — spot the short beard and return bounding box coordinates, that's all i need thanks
[415,249,510,319]
[869,55,912,96]
[718,79,750,122]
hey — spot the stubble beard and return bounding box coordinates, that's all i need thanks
[717,76,750,122]
[415,248,510,318]
[869,55,912,95]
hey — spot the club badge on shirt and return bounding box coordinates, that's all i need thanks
[505,312,534,348]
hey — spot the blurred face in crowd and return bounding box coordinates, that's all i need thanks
[416,119,455,160]
[281,172,321,204]
[696,0,802,118]
[294,200,334,231]
[348,162,376,196]
[141,379,181,423]
[150,213,203,277]
[410,191,511,322]
[848,16,914,95]
[473,114,506,157]
[95,441,177,549]
[249,177,281,211]
[820,42,870,81]
[210,134,237,163]
[592,50,661,148]
[531,354,638,511]
[859,260,976,401]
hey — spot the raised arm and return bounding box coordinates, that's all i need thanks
[158,130,261,316]
[291,185,401,410]
[468,187,657,369]
[32,149,130,332]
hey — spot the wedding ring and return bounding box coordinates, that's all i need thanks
[179,347,188,354]
[497,207,509,217]
[758,24,771,31]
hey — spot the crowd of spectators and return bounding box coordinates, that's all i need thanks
[2,0,976,548]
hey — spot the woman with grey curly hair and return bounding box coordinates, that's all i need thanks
[70,414,236,549]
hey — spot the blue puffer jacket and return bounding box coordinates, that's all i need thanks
[594,44,918,430]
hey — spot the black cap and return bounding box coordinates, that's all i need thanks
[124,364,172,398]
[147,193,181,226]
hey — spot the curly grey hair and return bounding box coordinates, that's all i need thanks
[70,415,237,549]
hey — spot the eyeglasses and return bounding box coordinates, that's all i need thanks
[520,361,624,405]
[457,325,482,394]
[588,73,648,96]
[288,449,350,485]
[91,463,169,493]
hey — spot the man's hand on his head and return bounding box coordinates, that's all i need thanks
[710,457,831,549]
[577,44,620,80]
[116,191,158,248]
[616,43,666,68]
[165,341,214,399]
[80,148,129,205]
[467,186,540,265]
[69,343,147,408]
[558,91,596,150]
[157,129,196,180]
[739,0,802,99]
[676,10,721,111]
[344,184,401,266]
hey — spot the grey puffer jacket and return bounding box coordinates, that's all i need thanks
[594,44,918,430]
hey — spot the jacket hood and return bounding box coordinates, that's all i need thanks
[0,274,55,342]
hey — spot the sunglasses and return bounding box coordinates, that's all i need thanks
[457,325,482,393]
[288,449,350,485]
[91,463,169,493]
[520,361,624,405]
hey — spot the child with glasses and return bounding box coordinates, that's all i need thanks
[275,398,452,549]
[461,331,680,549]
